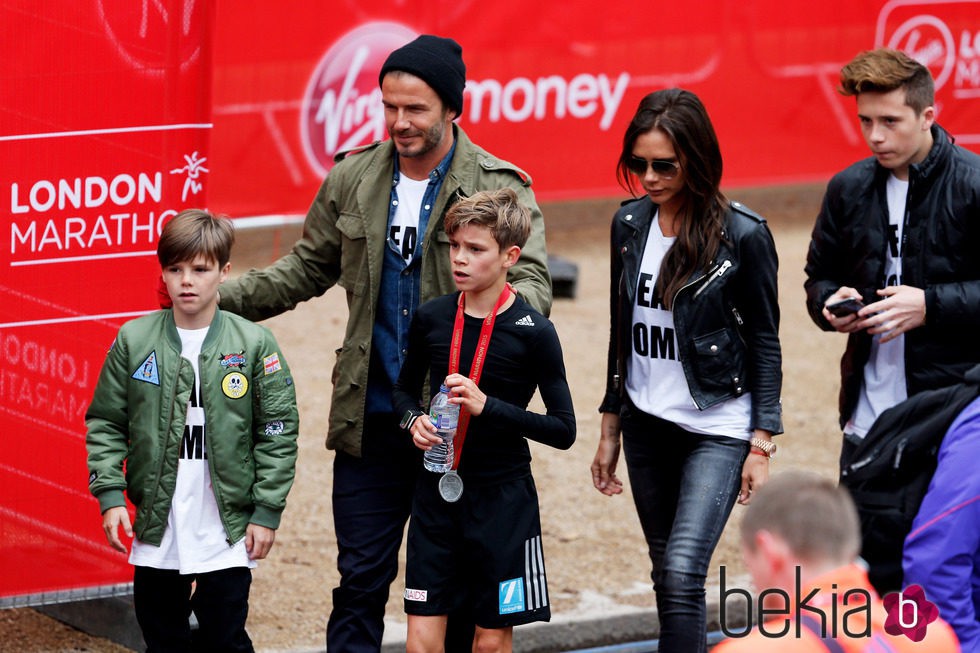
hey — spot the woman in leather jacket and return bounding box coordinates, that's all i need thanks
[590,88,783,653]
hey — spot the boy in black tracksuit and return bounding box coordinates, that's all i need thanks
[393,188,575,653]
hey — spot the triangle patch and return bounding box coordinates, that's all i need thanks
[132,351,160,386]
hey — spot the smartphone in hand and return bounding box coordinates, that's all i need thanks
[826,297,865,317]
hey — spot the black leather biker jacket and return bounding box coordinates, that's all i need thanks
[599,196,783,435]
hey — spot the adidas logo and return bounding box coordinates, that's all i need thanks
[515,315,535,327]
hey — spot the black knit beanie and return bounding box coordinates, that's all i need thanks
[378,35,466,116]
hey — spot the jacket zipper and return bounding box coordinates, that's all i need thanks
[201,350,237,546]
[731,306,744,326]
[668,265,713,411]
[692,259,732,299]
[144,353,181,541]
[730,305,748,346]
[614,222,640,393]
[673,266,711,306]
[614,269,626,391]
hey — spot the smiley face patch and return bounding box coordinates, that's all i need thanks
[221,372,249,399]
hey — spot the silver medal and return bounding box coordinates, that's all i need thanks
[438,470,464,503]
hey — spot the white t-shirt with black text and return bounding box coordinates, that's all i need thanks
[389,175,428,265]
[846,174,909,439]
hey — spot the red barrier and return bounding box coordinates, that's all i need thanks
[0,1,213,605]
[2,0,979,607]
[209,0,980,216]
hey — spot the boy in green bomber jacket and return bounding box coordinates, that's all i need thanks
[85,209,299,652]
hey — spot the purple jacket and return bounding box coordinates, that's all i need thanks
[904,394,980,651]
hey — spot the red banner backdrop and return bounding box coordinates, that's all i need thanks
[0,1,213,604]
[2,0,980,607]
[209,0,980,217]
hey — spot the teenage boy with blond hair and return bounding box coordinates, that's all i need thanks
[86,209,299,652]
[392,189,575,653]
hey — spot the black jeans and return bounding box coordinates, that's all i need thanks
[621,409,748,653]
[133,565,253,653]
[326,414,421,652]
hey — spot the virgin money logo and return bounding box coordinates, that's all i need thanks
[874,1,980,94]
[883,585,941,642]
[300,23,631,179]
[301,23,416,177]
[884,14,956,90]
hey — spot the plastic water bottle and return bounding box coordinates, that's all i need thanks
[423,384,459,473]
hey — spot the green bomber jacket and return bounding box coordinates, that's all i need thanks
[85,308,299,546]
[219,125,552,457]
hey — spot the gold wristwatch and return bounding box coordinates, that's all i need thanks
[749,437,777,458]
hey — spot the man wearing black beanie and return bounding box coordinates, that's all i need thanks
[379,34,466,117]
[217,33,552,653]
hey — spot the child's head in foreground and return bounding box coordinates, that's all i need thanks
[444,188,532,251]
[740,472,861,591]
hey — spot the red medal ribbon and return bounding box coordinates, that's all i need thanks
[447,283,512,469]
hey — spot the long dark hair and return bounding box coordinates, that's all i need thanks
[617,88,728,308]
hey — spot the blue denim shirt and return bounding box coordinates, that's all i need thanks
[366,144,456,414]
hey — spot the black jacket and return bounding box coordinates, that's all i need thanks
[599,196,783,435]
[805,124,980,428]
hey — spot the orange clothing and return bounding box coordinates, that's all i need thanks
[714,564,960,652]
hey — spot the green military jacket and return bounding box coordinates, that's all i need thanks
[220,125,552,457]
[86,309,299,546]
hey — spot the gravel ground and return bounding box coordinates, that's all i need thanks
[0,185,845,652]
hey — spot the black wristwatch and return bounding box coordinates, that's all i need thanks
[400,409,424,431]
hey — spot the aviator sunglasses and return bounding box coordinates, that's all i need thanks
[626,156,680,179]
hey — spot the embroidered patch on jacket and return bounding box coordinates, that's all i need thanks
[132,351,160,385]
[264,420,285,436]
[221,372,249,399]
[220,351,246,369]
[263,352,282,375]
